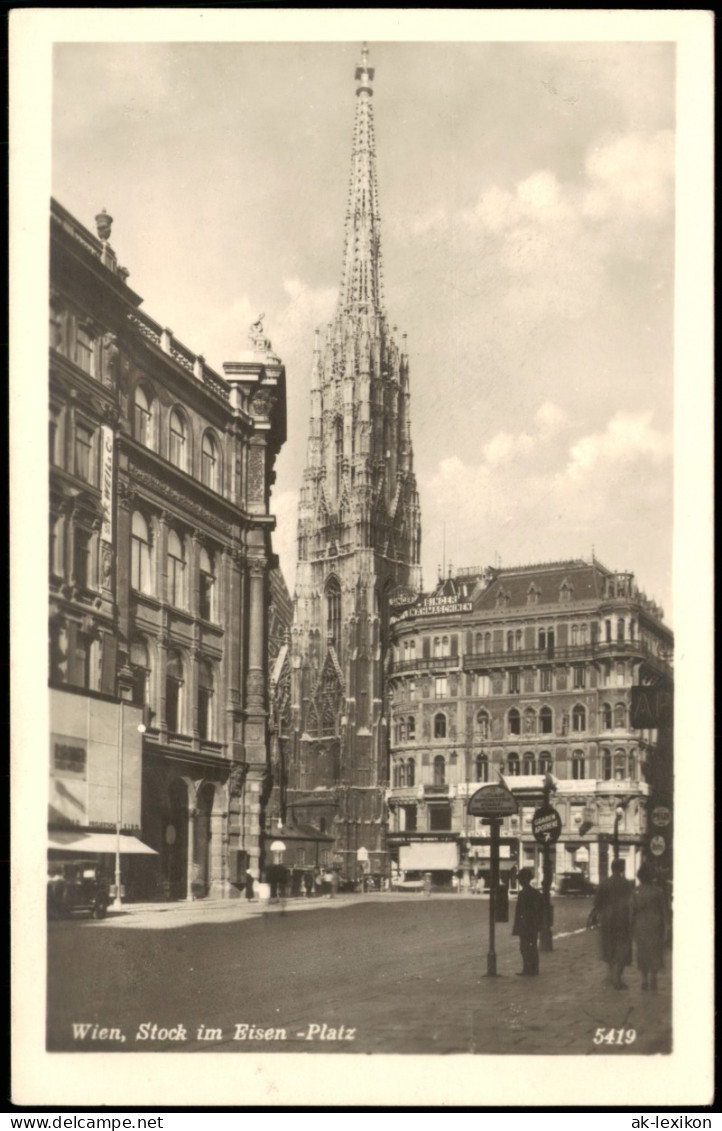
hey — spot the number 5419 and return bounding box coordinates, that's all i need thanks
[593,1028,637,1045]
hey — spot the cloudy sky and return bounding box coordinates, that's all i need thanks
[51,33,675,618]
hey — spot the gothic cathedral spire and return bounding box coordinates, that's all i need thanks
[285,45,422,882]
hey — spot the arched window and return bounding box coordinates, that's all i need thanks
[571,624,578,645]
[484,633,491,653]
[475,633,482,653]
[614,750,626,781]
[167,530,186,608]
[523,707,536,735]
[433,755,446,786]
[201,431,220,491]
[169,410,187,470]
[433,636,442,658]
[602,748,613,780]
[476,709,490,740]
[506,753,520,776]
[133,385,157,449]
[515,629,522,650]
[614,702,626,729]
[475,754,489,782]
[326,576,341,647]
[407,716,416,741]
[197,659,214,741]
[508,708,521,736]
[434,713,447,739]
[580,624,588,644]
[397,718,407,744]
[572,704,586,732]
[406,759,415,787]
[441,636,450,657]
[131,511,152,593]
[572,751,585,780]
[601,702,613,730]
[523,753,536,775]
[398,760,406,788]
[539,751,552,775]
[130,638,150,712]
[199,546,215,621]
[539,705,553,734]
[166,649,184,733]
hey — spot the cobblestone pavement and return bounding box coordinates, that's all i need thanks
[47,895,671,1055]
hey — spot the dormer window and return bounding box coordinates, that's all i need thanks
[559,578,573,603]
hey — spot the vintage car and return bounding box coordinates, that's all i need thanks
[47,859,111,919]
[556,870,596,896]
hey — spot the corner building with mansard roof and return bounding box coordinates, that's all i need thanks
[283,46,422,882]
[49,199,287,899]
[386,559,673,889]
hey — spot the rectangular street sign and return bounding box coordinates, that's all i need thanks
[467,784,518,818]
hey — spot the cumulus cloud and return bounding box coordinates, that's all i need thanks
[582,130,674,222]
[563,410,672,482]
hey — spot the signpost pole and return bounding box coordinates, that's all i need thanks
[539,839,553,952]
[487,818,499,976]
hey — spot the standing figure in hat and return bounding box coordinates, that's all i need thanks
[512,867,543,975]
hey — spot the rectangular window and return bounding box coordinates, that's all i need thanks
[74,528,92,589]
[408,680,416,700]
[428,805,452,832]
[198,688,212,740]
[199,572,214,621]
[508,671,520,694]
[403,805,417,832]
[435,676,448,699]
[74,424,94,483]
[540,669,552,692]
[53,742,87,777]
[573,664,586,689]
[75,324,95,375]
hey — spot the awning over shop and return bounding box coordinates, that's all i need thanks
[49,830,157,855]
[399,842,458,872]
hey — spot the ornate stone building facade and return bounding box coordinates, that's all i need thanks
[386,560,673,888]
[284,46,422,882]
[49,199,287,898]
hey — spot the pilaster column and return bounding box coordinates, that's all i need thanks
[246,556,267,716]
[186,805,197,901]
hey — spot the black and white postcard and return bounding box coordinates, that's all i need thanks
[10,8,714,1110]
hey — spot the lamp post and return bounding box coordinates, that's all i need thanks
[113,699,145,911]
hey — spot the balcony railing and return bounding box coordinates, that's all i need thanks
[461,639,671,672]
[392,655,462,674]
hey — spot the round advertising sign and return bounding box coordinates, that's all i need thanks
[532,806,562,845]
[650,835,666,856]
[651,806,672,827]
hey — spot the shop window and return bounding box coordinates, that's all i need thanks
[201,431,220,491]
[434,713,447,739]
[539,706,553,734]
[508,708,521,736]
[169,409,187,471]
[572,704,586,732]
[199,547,216,621]
[433,755,446,786]
[197,660,214,741]
[167,530,187,608]
[131,511,153,594]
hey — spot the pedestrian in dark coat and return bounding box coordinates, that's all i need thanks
[244,870,255,902]
[512,867,543,975]
[593,858,633,989]
[632,864,668,992]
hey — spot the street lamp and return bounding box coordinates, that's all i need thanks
[113,700,145,912]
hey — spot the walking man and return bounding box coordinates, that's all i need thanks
[512,867,543,975]
[593,858,633,989]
